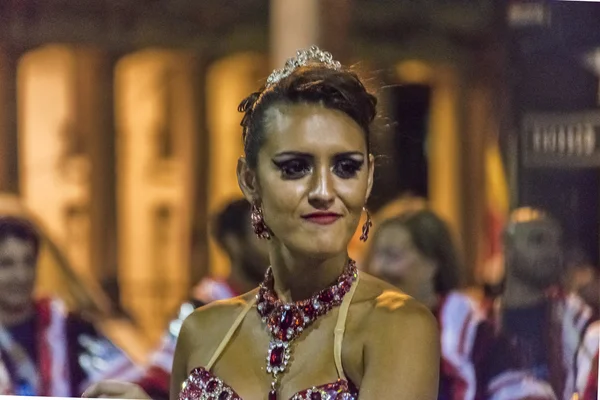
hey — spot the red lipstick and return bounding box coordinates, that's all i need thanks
[301,212,342,225]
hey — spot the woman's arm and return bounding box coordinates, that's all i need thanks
[359,295,440,400]
[170,316,194,400]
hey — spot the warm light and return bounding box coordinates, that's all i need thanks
[427,67,462,243]
[115,49,195,343]
[393,61,463,261]
[396,60,433,85]
[18,45,92,280]
[509,207,547,224]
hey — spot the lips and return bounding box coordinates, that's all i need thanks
[301,212,342,225]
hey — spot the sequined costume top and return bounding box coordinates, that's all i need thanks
[179,274,360,400]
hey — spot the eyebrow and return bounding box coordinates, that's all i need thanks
[272,151,365,158]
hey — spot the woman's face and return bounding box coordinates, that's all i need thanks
[238,103,374,258]
[368,224,437,301]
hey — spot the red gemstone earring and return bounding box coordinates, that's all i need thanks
[359,207,372,242]
[251,202,271,240]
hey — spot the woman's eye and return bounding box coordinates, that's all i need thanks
[275,159,311,179]
[333,159,363,178]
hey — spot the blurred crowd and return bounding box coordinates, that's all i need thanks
[0,195,597,400]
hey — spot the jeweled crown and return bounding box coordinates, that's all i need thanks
[265,45,342,88]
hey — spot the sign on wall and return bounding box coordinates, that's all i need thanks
[522,111,600,168]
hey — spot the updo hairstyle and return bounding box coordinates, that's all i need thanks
[238,65,378,169]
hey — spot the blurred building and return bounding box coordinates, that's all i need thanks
[0,0,538,343]
[506,0,600,265]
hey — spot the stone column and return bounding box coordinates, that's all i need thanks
[0,45,21,193]
[270,0,351,67]
[270,0,320,67]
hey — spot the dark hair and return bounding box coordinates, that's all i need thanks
[0,216,40,258]
[377,210,462,295]
[504,206,563,244]
[211,199,252,250]
[238,65,378,168]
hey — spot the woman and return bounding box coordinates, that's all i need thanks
[85,46,440,400]
[365,210,556,400]
[364,209,462,311]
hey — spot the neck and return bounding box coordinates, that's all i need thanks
[503,272,546,308]
[0,303,35,327]
[269,247,348,302]
[228,261,261,294]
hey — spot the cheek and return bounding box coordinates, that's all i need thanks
[0,269,13,285]
[258,165,303,209]
[336,181,368,224]
[336,175,369,205]
[260,182,304,222]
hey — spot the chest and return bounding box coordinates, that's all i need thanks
[186,308,364,399]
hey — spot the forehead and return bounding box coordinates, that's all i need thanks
[375,224,413,248]
[261,103,367,155]
[0,236,35,252]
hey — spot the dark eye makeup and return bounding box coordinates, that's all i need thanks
[272,157,311,179]
[271,152,365,180]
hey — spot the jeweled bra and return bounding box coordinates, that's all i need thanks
[179,260,359,400]
[180,367,357,400]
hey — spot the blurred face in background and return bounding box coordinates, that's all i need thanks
[368,223,437,307]
[222,217,270,282]
[0,236,37,315]
[505,220,564,289]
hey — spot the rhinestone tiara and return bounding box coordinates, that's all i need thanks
[265,45,342,88]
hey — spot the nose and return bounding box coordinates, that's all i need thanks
[307,164,335,210]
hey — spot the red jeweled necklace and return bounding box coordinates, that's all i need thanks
[256,259,358,400]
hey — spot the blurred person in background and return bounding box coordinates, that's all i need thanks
[365,209,556,400]
[134,198,269,400]
[502,208,598,400]
[0,215,135,396]
[347,194,427,267]
[191,198,270,307]
[574,320,599,400]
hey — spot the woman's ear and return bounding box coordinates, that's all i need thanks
[237,156,260,202]
[366,153,375,200]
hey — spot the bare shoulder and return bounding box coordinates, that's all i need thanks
[179,290,258,352]
[352,272,438,336]
[171,290,260,396]
[350,275,440,398]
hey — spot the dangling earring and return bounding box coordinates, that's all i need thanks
[360,207,372,242]
[251,202,271,240]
